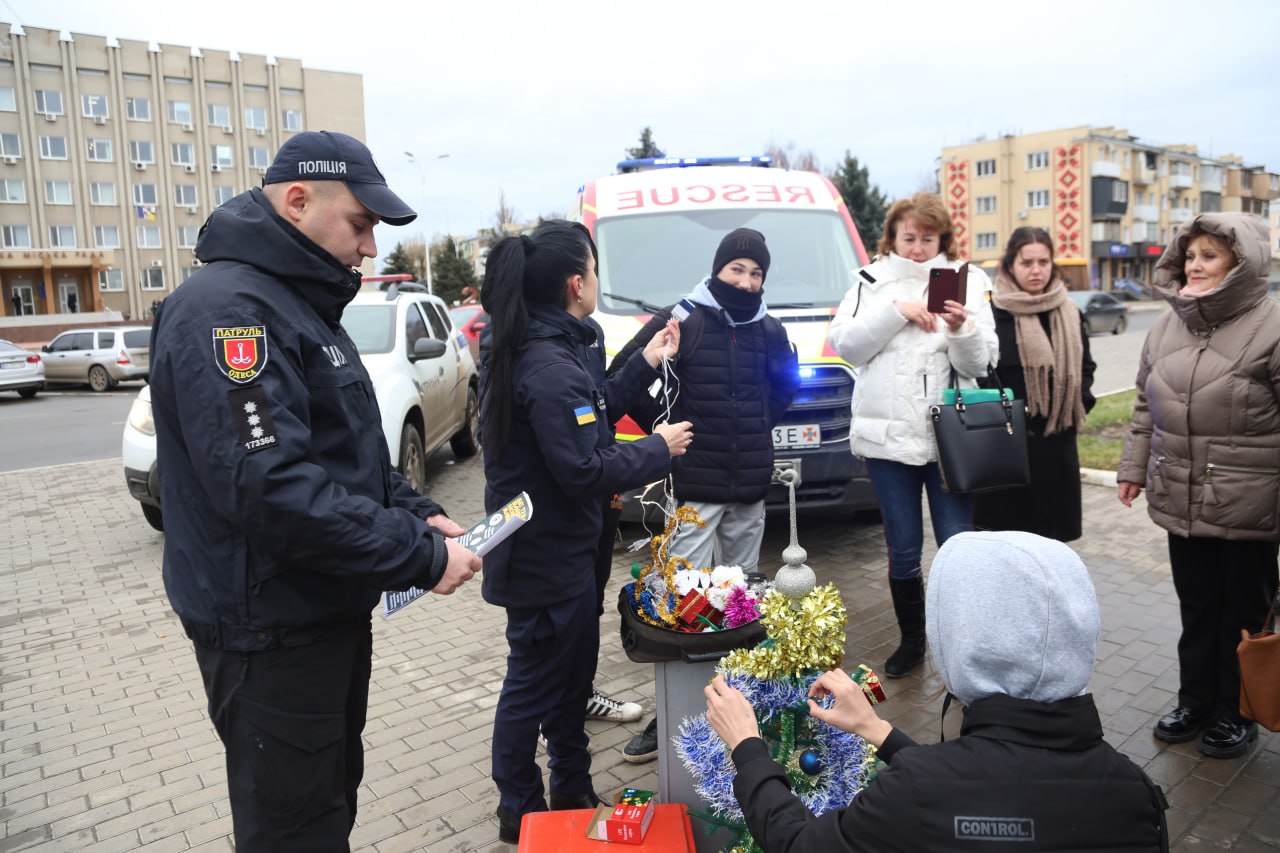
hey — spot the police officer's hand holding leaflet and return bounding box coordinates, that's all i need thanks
[477,221,692,844]
[150,130,480,850]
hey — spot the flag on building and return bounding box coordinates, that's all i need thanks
[135,205,156,221]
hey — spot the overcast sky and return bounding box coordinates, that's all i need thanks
[14,0,1280,268]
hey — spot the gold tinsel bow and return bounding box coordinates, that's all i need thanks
[720,584,847,680]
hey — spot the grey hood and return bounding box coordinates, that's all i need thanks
[926,531,1099,706]
[1151,212,1271,333]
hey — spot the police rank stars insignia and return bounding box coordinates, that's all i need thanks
[212,325,269,383]
[227,385,278,453]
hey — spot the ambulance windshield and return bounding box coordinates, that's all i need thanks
[595,209,860,312]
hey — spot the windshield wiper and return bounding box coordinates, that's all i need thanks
[602,292,666,313]
[768,302,817,310]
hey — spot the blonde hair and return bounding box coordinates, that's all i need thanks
[877,192,959,261]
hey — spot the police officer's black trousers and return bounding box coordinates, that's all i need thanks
[193,621,373,852]
[492,584,599,817]
[1168,534,1278,722]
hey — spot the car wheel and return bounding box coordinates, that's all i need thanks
[399,422,427,494]
[141,503,164,532]
[18,388,37,399]
[88,364,113,392]
[450,385,480,458]
[1113,315,1127,335]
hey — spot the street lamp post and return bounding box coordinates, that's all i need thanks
[404,151,450,295]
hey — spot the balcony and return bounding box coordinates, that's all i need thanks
[1169,208,1193,223]
[1201,171,1224,193]
[1091,160,1121,178]
[1133,164,1157,185]
[1132,204,1159,222]
[1169,173,1194,190]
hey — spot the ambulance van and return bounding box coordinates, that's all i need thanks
[572,156,879,523]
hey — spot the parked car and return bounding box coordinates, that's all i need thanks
[449,304,488,362]
[341,283,479,492]
[1068,291,1129,335]
[1111,278,1153,301]
[121,384,162,530]
[42,326,150,391]
[0,338,45,398]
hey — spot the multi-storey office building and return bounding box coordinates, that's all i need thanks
[939,125,1279,291]
[0,23,364,334]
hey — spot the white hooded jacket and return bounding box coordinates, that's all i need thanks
[827,253,998,465]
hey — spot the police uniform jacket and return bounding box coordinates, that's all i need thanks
[481,305,670,609]
[731,693,1167,852]
[151,188,450,650]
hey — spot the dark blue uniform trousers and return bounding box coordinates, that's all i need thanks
[493,583,599,816]
[193,621,372,852]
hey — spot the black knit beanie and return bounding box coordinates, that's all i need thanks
[711,228,771,283]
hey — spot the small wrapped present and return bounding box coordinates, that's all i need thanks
[674,590,722,630]
[852,664,886,704]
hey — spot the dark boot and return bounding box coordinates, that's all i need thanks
[884,576,926,678]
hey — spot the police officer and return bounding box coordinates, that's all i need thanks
[478,221,693,843]
[150,130,481,851]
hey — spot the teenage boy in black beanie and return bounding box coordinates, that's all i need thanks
[608,227,799,761]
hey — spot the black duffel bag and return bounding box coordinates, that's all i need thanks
[617,585,767,664]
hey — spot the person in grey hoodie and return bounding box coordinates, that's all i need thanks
[705,531,1168,852]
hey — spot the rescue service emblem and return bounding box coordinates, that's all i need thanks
[212,326,269,383]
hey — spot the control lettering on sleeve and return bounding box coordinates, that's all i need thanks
[227,385,279,453]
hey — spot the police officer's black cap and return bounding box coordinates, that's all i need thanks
[264,130,417,226]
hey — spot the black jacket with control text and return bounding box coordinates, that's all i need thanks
[151,189,448,649]
[732,694,1167,852]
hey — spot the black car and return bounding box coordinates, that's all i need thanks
[1068,291,1128,335]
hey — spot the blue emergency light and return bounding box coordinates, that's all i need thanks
[616,155,774,174]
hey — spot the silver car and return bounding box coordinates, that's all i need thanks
[0,339,46,398]
[41,326,151,391]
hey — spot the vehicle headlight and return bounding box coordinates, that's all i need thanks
[127,397,155,436]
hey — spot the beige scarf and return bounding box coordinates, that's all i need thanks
[991,272,1085,436]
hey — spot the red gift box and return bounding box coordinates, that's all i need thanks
[674,590,722,630]
[853,663,886,704]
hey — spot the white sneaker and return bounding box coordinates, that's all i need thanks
[586,689,643,722]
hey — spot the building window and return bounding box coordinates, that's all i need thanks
[86,138,112,161]
[49,225,76,247]
[282,109,302,131]
[976,232,998,250]
[174,184,197,206]
[0,178,24,202]
[81,93,109,119]
[0,87,15,111]
[94,225,120,248]
[177,225,199,248]
[39,136,68,159]
[1025,151,1049,171]
[1112,181,1128,203]
[170,142,195,165]
[98,268,124,291]
[2,224,30,247]
[975,159,996,177]
[244,83,267,93]
[129,140,154,164]
[136,225,162,248]
[141,267,165,290]
[1026,189,1050,209]
[975,195,996,214]
[167,100,192,125]
[244,107,268,131]
[34,89,63,116]
[247,146,269,169]
[213,185,235,206]
[44,180,73,204]
[126,96,150,121]
[0,133,20,158]
[90,181,116,205]
[210,144,233,167]
[133,183,158,206]
[207,102,231,128]
[181,266,200,282]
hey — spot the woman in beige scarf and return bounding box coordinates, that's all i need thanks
[973,227,1096,541]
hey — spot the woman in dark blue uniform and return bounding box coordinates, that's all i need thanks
[479,220,693,843]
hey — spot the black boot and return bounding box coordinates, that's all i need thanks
[884,576,926,678]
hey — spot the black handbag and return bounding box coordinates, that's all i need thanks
[617,586,767,663]
[929,368,1031,494]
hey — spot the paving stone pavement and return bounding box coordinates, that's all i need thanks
[2,451,1278,851]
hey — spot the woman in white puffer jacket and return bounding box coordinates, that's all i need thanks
[828,192,998,678]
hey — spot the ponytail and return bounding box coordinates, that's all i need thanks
[479,220,597,457]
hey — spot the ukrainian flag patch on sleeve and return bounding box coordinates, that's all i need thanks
[568,399,597,426]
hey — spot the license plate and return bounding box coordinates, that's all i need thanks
[0,361,21,369]
[773,423,820,449]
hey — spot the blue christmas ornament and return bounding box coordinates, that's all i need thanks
[799,748,823,776]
